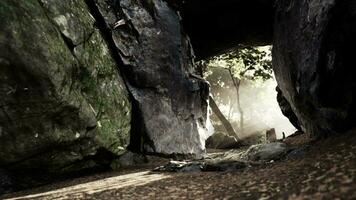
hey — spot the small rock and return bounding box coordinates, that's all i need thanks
[266,128,277,142]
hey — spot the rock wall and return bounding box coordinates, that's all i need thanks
[90,0,212,157]
[273,0,356,137]
[0,0,131,173]
[0,0,212,174]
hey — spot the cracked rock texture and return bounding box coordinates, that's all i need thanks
[91,0,212,157]
[0,0,131,173]
[0,0,212,175]
[273,0,356,137]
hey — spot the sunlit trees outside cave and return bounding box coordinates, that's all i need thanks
[202,46,296,140]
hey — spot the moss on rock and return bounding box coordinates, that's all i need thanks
[0,0,131,173]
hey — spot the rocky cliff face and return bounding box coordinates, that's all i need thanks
[90,0,212,157]
[0,0,212,173]
[0,0,127,173]
[0,0,132,173]
[273,0,356,137]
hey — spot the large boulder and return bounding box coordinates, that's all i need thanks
[206,132,239,149]
[273,0,356,137]
[219,142,289,162]
[0,0,131,173]
[241,142,288,162]
[92,0,213,157]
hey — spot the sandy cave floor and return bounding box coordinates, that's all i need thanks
[2,131,356,200]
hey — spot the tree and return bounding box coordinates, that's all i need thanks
[209,95,239,138]
[203,45,273,137]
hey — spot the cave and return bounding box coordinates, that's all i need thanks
[1,0,356,198]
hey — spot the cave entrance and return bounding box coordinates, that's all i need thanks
[201,45,296,149]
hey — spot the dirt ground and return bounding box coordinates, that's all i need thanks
[2,131,356,200]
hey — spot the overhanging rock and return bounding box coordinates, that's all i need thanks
[273,0,356,137]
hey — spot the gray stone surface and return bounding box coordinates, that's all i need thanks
[93,0,213,157]
[241,142,288,162]
[218,142,289,162]
[273,0,356,137]
[0,0,131,173]
[0,0,213,174]
[276,87,301,131]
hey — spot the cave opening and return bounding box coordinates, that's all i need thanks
[201,45,297,150]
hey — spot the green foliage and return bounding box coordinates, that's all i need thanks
[203,46,273,132]
[203,45,273,105]
[204,45,273,83]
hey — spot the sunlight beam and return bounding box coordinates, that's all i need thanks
[6,171,171,200]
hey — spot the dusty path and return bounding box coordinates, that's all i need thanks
[2,131,356,200]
